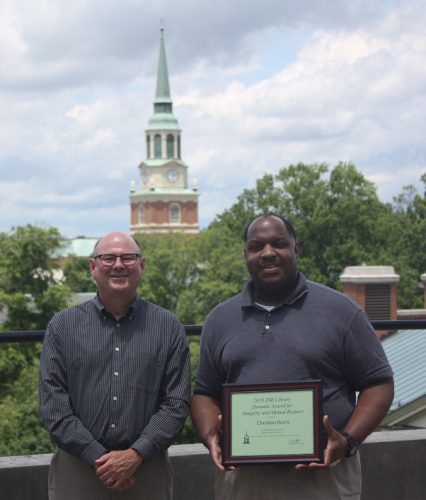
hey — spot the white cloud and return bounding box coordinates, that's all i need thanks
[0,0,425,236]
[86,128,117,148]
[66,100,119,127]
[0,180,104,206]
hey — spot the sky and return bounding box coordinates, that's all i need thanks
[0,0,425,238]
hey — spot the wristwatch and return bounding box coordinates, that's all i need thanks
[340,431,360,457]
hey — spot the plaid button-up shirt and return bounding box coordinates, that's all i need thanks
[39,295,191,466]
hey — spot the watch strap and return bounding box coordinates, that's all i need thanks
[340,431,359,457]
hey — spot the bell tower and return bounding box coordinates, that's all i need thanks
[130,28,199,234]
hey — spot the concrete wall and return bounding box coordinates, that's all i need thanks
[360,429,426,500]
[1,430,425,500]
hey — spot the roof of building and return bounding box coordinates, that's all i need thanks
[52,237,99,258]
[140,159,188,168]
[382,328,426,412]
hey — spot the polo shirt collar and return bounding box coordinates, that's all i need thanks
[242,272,309,309]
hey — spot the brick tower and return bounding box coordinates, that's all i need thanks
[130,28,199,234]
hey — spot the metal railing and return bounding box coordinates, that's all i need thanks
[1,320,425,343]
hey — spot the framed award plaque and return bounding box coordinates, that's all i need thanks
[222,380,323,466]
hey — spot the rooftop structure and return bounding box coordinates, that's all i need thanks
[340,265,400,326]
[382,328,426,428]
[52,237,99,258]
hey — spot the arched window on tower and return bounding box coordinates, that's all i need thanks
[177,135,181,159]
[138,204,144,224]
[169,203,180,224]
[167,134,174,159]
[154,134,161,158]
[146,136,150,159]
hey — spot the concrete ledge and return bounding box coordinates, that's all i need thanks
[361,429,426,500]
[170,443,214,500]
[0,445,215,500]
[1,430,425,500]
[0,453,52,500]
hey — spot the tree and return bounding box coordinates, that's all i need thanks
[134,232,201,320]
[305,162,391,287]
[0,225,70,330]
[385,177,426,308]
[0,361,53,456]
[62,256,97,293]
[0,225,70,456]
[177,225,248,324]
[212,173,284,238]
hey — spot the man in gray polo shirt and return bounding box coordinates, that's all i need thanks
[191,213,393,500]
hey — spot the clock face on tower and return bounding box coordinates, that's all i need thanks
[167,169,179,183]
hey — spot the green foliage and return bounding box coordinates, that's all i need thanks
[62,257,97,293]
[180,225,247,323]
[212,173,282,237]
[134,233,201,321]
[0,360,54,456]
[0,225,70,456]
[0,224,70,330]
[0,225,61,293]
[307,168,389,287]
[133,230,247,324]
[385,179,426,308]
[175,336,200,444]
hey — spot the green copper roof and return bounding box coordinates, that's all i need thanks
[146,112,180,130]
[155,28,172,104]
[140,159,188,168]
[52,237,99,258]
[146,28,180,132]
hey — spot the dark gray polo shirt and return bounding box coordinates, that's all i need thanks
[194,273,392,431]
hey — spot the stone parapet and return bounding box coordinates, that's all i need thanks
[1,432,426,500]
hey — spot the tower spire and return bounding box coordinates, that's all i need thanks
[147,27,179,130]
[154,27,172,110]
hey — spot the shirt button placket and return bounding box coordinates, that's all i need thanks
[110,322,122,433]
[263,311,272,335]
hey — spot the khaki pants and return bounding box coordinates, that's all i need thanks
[48,448,173,500]
[215,454,361,500]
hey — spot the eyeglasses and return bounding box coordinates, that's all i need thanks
[93,254,141,267]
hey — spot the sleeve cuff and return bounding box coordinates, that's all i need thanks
[79,441,108,466]
[131,437,157,462]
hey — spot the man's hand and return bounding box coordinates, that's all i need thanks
[205,414,225,470]
[94,448,143,491]
[295,415,347,470]
[295,379,394,471]
[191,394,238,471]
